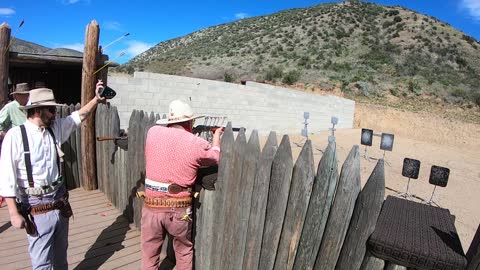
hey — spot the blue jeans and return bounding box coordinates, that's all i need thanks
[27,209,69,270]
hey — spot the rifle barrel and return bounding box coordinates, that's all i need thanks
[96,136,128,141]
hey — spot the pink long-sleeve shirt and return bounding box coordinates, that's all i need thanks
[145,125,220,198]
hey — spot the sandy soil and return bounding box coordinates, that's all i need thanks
[266,103,480,252]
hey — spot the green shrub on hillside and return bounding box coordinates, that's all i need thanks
[355,81,373,96]
[224,72,234,82]
[390,88,399,97]
[471,91,480,106]
[265,65,284,81]
[282,69,301,84]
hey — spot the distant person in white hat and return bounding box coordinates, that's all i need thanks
[0,80,106,269]
[0,83,30,208]
[141,99,223,270]
[0,82,30,141]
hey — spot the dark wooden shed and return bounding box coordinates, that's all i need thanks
[7,38,115,105]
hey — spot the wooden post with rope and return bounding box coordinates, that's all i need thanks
[0,23,11,109]
[81,20,99,190]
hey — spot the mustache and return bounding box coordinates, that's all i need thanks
[40,111,55,126]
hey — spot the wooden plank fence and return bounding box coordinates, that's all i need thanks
[86,104,480,270]
[57,103,82,190]
[90,105,388,269]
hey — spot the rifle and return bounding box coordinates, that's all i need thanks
[192,125,244,134]
[96,136,128,150]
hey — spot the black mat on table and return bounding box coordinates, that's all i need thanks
[368,196,467,270]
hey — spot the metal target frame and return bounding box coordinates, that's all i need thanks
[398,158,421,200]
[360,128,373,160]
[426,165,450,206]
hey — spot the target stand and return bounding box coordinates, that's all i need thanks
[380,133,394,166]
[426,165,450,207]
[397,158,421,200]
[360,128,374,161]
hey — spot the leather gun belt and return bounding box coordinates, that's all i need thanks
[30,200,66,215]
[143,196,192,208]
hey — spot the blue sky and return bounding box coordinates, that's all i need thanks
[0,0,479,64]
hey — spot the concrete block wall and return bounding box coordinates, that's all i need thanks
[107,72,355,136]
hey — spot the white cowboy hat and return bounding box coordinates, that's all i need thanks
[156,100,204,125]
[20,88,64,110]
[10,82,30,95]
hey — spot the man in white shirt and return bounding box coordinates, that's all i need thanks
[0,81,105,269]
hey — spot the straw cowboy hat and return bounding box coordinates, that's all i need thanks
[10,83,30,95]
[20,88,64,110]
[156,100,204,125]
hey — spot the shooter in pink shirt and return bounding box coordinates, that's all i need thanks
[141,100,223,270]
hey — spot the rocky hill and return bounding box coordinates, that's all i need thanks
[10,38,83,57]
[115,0,480,109]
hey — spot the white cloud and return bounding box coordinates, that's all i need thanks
[235,13,249,20]
[59,43,84,52]
[124,40,153,58]
[461,0,480,21]
[0,8,15,16]
[104,21,122,31]
[59,0,90,5]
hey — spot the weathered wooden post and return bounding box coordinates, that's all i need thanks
[242,132,278,270]
[0,23,11,109]
[314,145,361,270]
[97,46,109,85]
[293,142,339,270]
[208,123,235,270]
[81,20,99,190]
[224,130,260,270]
[218,127,248,270]
[274,139,315,270]
[258,135,294,270]
[336,159,385,270]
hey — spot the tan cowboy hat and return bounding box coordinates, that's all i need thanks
[20,88,64,110]
[156,100,204,125]
[10,83,30,95]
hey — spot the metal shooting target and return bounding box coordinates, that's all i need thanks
[402,158,421,179]
[429,165,450,187]
[380,133,394,151]
[361,128,373,146]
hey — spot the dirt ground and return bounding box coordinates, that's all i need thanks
[272,103,480,252]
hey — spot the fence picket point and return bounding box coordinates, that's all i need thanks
[258,135,294,270]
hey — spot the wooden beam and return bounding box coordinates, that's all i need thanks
[0,23,11,109]
[10,53,83,63]
[81,20,99,190]
[8,53,119,67]
[97,46,108,85]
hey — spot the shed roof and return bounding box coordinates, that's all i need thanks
[9,38,118,67]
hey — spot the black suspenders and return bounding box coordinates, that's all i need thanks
[19,125,34,188]
[46,127,61,175]
[19,125,61,188]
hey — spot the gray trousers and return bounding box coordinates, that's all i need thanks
[27,209,69,270]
